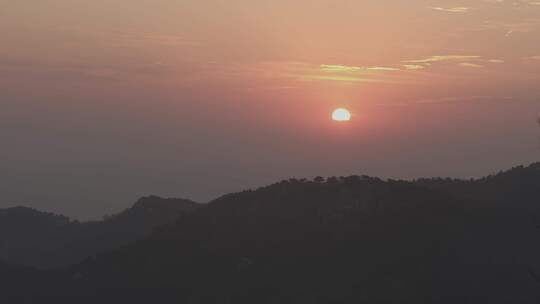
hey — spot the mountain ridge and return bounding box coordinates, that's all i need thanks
[2,163,540,302]
[0,196,198,268]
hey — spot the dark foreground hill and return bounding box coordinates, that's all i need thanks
[3,164,540,303]
[0,196,198,268]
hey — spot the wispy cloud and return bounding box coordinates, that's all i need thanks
[320,64,363,72]
[400,55,506,70]
[404,55,482,64]
[429,7,473,13]
[297,64,401,83]
[225,62,394,84]
[366,66,400,71]
[319,64,399,72]
[313,64,402,83]
[201,52,509,87]
[402,64,426,70]
[482,0,540,6]
[458,62,484,68]
[415,96,514,105]
[303,75,379,83]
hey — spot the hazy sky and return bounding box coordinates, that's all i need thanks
[1,0,540,219]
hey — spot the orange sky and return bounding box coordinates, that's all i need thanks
[1,0,540,218]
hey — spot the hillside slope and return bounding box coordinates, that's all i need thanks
[0,196,198,268]
[3,166,540,303]
[63,176,540,303]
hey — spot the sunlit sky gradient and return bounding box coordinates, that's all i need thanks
[2,0,540,219]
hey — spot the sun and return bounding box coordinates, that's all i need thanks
[332,108,352,122]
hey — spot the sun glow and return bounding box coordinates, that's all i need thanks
[332,108,352,122]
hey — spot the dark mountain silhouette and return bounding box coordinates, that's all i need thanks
[0,196,198,268]
[416,163,540,208]
[2,164,540,303]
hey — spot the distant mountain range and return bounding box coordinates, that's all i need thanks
[0,196,198,268]
[2,164,540,303]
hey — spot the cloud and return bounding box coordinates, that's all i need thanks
[366,66,400,71]
[482,0,540,6]
[402,64,426,70]
[407,56,503,66]
[303,75,379,82]
[247,62,402,84]
[223,53,504,87]
[400,55,504,70]
[228,62,389,84]
[319,64,399,72]
[429,7,473,13]
[458,62,484,68]
[415,96,514,105]
[404,55,482,64]
[320,64,363,72]
[304,64,401,83]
